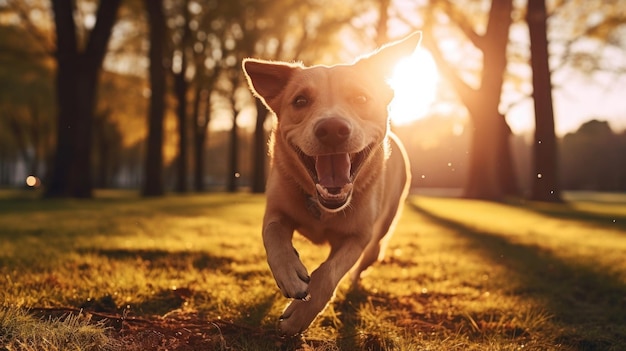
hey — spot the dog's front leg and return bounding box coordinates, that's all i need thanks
[263,221,311,300]
[279,235,367,336]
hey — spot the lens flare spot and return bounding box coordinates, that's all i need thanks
[25,175,40,187]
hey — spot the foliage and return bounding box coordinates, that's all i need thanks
[549,0,626,74]
[1,191,625,350]
[560,120,626,190]
[0,24,55,174]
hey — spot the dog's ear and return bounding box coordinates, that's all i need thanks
[356,31,422,80]
[242,59,301,112]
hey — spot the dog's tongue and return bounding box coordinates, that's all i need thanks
[315,154,351,189]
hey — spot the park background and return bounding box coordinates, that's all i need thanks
[0,0,625,199]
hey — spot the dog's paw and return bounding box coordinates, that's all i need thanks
[269,249,310,299]
[278,299,319,336]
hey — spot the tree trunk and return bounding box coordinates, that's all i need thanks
[46,0,121,198]
[173,68,188,193]
[46,0,78,198]
[142,0,166,197]
[423,0,518,201]
[94,112,107,188]
[251,98,268,193]
[496,115,519,196]
[464,111,511,200]
[527,0,562,202]
[173,0,191,193]
[467,0,516,200]
[227,108,239,193]
[28,103,42,179]
[193,87,210,192]
[71,60,98,197]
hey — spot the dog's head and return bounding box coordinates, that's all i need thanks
[243,32,421,212]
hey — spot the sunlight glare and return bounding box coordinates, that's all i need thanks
[388,49,439,125]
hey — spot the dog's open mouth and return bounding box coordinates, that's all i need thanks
[294,145,373,212]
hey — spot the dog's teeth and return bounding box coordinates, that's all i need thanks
[315,183,353,200]
[316,183,329,197]
[316,184,340,199]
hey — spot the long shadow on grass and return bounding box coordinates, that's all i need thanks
[511,201,626,232]
[86,248,268,283]
[0,193,262,216]
[79,247,287,348]
[82,248,236,270]
[409,202,626,350]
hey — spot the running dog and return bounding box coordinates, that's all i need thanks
[242,31,420,335]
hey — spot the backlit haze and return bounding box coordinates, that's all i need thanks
[388,49,439,125]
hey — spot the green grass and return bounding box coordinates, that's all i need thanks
[1,190,625,350]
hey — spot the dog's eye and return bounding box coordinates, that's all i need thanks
[293,95,309,108]
[352,95,368,104]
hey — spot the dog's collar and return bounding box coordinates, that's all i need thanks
[305,195,322,220]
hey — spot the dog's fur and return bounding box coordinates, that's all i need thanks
[242,32,421,335]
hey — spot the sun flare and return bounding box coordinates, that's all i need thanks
[388,49,439,125]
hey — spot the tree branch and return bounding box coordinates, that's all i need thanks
[421,15,478,109]
[432,0,485,50]
[7,0,55,56]
[84,0,122,67]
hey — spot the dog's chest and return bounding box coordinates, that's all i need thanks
[291,199,373,245]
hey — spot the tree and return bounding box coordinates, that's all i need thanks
[421,0,519,200]
[142,0,166,197]
[45,0,122,198]
[524,0,625,200]
[527,0,562,202]
[169,0,192,193]
[250,98,269,193]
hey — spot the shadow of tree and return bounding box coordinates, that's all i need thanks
[408,202,626,350]
[74,248,286,349]
[0,193,262,217]
[332,285,370,350]
[321,285,449,350]
[81,248,236,270]
[511,201,626,232]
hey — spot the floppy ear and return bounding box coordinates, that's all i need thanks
[242,59,301,112]
[357,31,422,80]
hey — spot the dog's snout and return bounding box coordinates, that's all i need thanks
[314,117,351,146]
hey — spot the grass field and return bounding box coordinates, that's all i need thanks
[1,190,625,350]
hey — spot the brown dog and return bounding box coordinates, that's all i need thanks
[242,31,420,336]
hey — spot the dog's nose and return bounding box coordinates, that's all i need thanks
[314,117,351,146]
